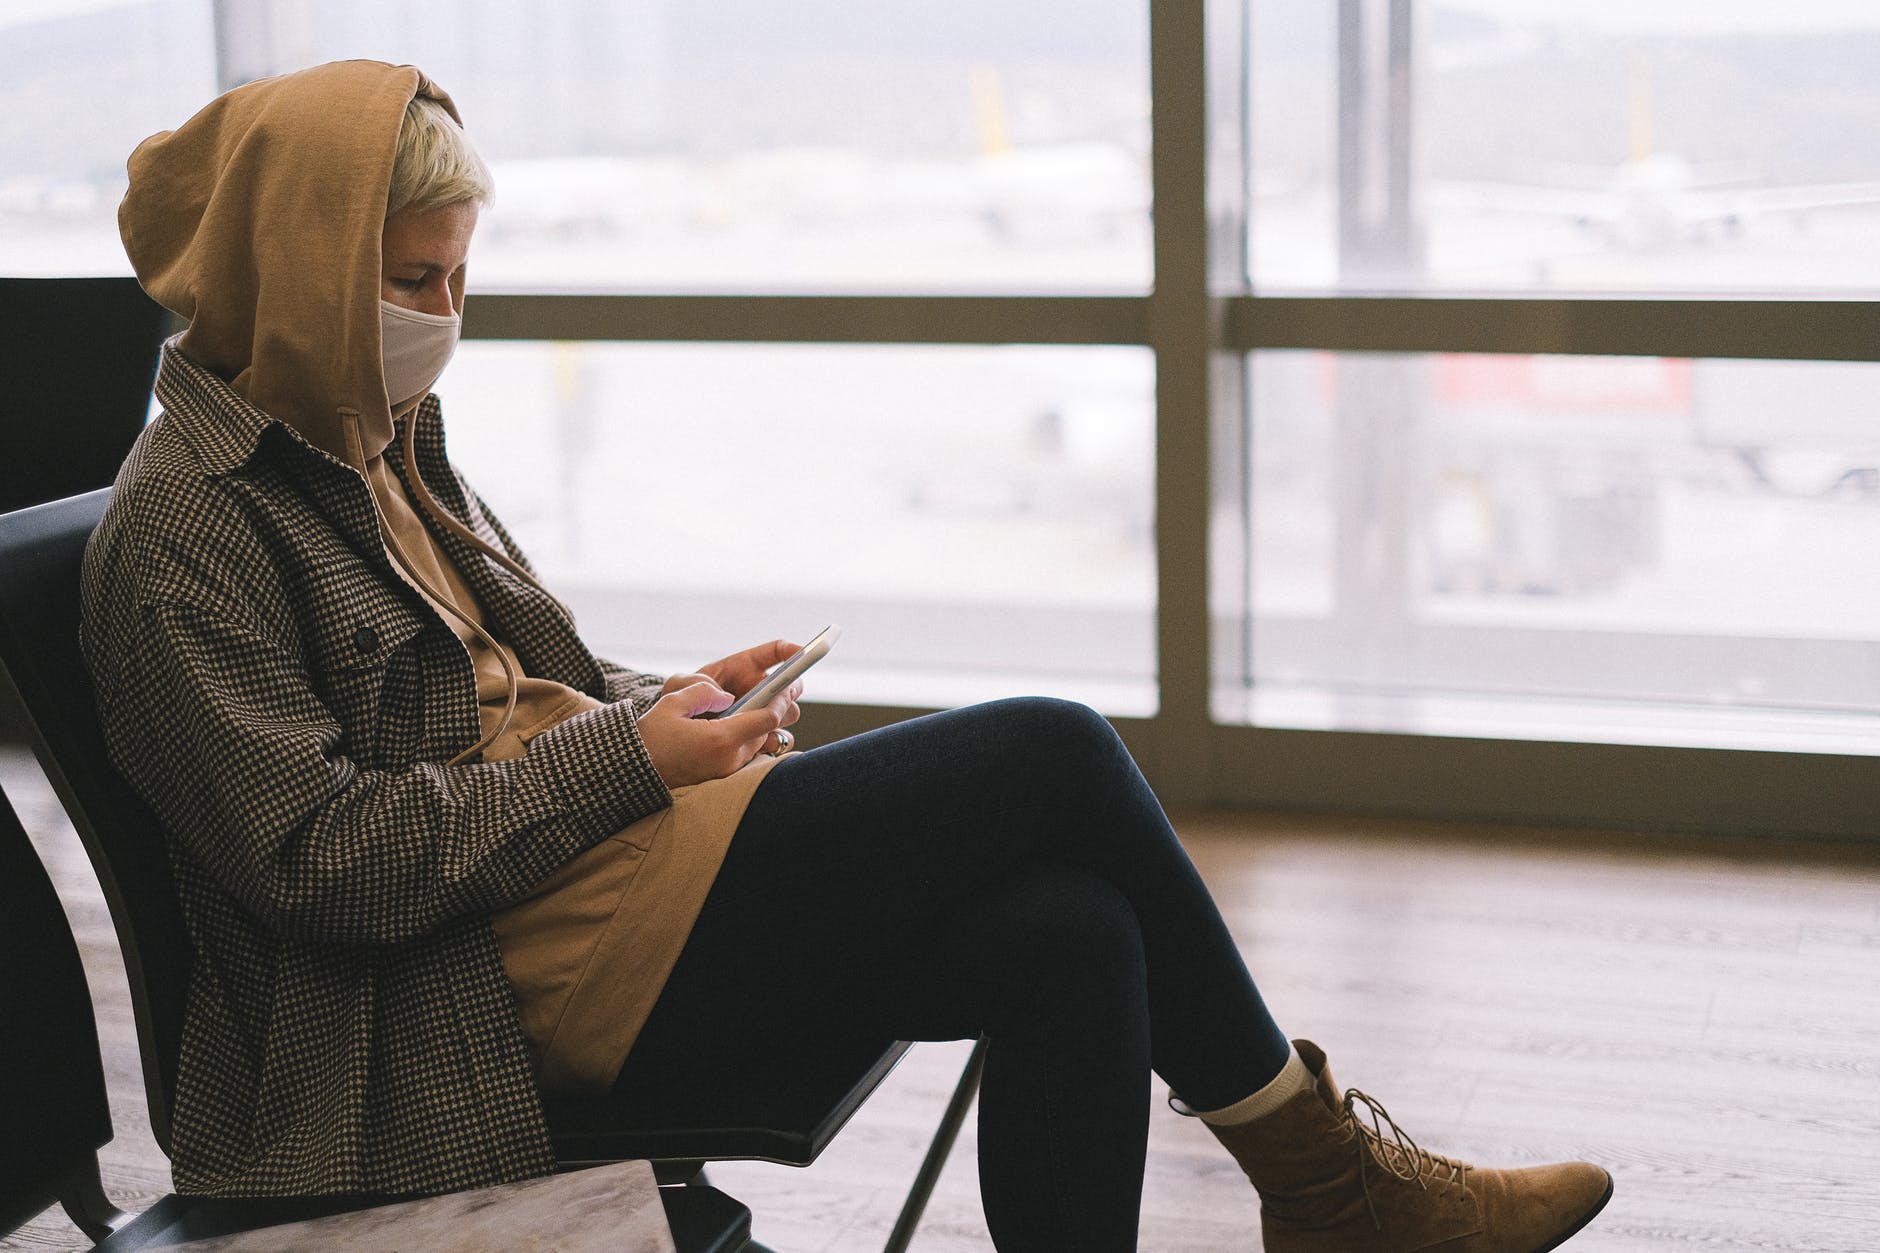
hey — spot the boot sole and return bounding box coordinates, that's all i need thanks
[1528,1171,1615,1253]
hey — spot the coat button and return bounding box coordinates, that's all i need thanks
[353,625,381,655]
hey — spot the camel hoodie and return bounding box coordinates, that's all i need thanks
[119,58,431,466]
[118,59,571,762]
[108,60,781,1126]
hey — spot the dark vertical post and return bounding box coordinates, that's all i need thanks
[1149,0,1215,801]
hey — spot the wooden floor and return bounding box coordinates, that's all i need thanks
[6,740,1879,1252]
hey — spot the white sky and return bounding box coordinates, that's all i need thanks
[0,0,160,31]
[1441,0,1880,35]
[8,0,1880,37]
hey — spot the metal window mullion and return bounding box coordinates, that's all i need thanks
[1228,295,1880,362]
[1208,721,1876,840]
[1146,0,1217,804]
[462,293,1150,346]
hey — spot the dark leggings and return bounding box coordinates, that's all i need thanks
[613,698,1292,1251]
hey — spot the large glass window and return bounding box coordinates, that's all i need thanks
[0,1,217,275]
[1249,2,1880,292]
[441,341,1157,712]
[1228,349,1880,752]
[216,0,1151,292]
[8,0,1872,828]
[1226,2,1880,768]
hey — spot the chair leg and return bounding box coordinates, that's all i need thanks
[56,1154,128,1243]
[882,1036,988,1253]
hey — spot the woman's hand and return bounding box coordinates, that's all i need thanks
[639,640,804,787]
[660,639,800,704]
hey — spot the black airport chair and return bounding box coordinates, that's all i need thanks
[0,277,166,515]
[0,489,984,1253]
[0,785,126,1242]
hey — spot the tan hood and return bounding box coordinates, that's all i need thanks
[119,60,465,468]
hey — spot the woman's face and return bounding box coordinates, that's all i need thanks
[380,200,478,317]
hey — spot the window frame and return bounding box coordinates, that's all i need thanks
[212,0,1875,838]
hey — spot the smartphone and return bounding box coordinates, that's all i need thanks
[700,624,841,720]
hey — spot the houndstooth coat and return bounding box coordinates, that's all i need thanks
[80,343,674,1197]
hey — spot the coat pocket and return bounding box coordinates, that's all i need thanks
[296,560,432,746]
[301,577,428,672]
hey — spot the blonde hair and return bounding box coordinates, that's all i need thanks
[386,94,493,217]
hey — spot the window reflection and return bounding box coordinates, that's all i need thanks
[443,342,1158,712]
[0,1,216,276]
[1250,2,1880,293]
[1240,350,1880,749]
[221,0,1152,292]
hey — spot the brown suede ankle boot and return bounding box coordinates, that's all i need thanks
[1201,1041,1612,1253]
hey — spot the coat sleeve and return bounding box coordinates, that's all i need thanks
[96,594,672,947]
[597,657,668,714]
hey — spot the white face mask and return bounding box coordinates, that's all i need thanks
[380,299,461,408]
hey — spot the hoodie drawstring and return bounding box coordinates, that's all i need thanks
[398,413,575,620]
[344,408,520,767]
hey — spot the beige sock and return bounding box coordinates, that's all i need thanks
[1195,1045,1314,1126]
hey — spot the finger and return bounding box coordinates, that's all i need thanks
[662,679,734,719]
[758,681,798,722]
[769,678,802,721]
[711,641,798,695]
[755,638,800,667]
[732,639,797,688]
[718,704,785,761]
[720,699,782,735]
[661,671,713,697]
[763,679,803,727]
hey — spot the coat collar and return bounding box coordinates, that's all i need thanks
[156,337,451,480]
[153,338,275,475]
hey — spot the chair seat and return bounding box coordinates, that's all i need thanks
[545,1036,911,1166]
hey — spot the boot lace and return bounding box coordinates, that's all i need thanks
[1340,1088,1466,1230]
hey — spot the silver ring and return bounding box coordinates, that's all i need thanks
[769,728,794,756]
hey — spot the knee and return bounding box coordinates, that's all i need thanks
[1002,695,1117,743]
[984,696,1127,776]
